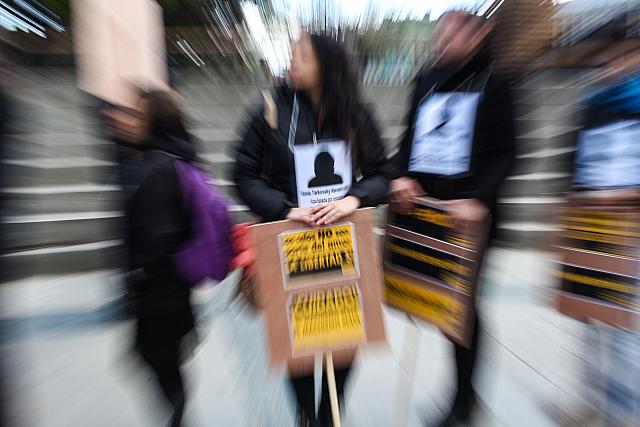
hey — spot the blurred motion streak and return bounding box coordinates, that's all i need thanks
[0,0,639,426]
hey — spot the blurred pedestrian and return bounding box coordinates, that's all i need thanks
[102,101,150,200]
[123,90,201,427]
[233,32,388,427]
[388,11,515,427]
[556,49,640,427]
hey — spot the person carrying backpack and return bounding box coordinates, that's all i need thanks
[124,89,232,427]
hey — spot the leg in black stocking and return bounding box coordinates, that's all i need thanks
[290,374,320,427]
[452,310,481,421]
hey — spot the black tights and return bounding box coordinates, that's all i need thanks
[143,350,185,427]
[290,365,351,427]
[452,310,480,417]
[136,310,194,427]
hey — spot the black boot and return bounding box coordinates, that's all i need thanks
[428,392,478,427]
[296,405,312,427]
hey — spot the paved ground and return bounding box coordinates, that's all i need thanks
[1,248,598,427]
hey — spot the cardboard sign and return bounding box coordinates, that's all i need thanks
[383,198,488,347]
[409,93,480,176]
[279,224,358,287]
[294,140,352,208]
[74,0,168,107]
[555,202,640,330]
[289,283,365,352]
[250,209,385,374]
[573,120,640,189]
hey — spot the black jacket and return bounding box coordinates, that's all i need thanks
[389,49,516,216]
[233,85,389,222]
[125,128,196,319]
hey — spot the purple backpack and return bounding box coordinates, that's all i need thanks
[172,160,233,286]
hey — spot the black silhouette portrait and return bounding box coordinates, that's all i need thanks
[430,94,458,137]
[308,151,343,187]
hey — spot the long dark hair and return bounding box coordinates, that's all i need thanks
[308,34,369,164]
[139,89,196,160]
[139,90,187,139]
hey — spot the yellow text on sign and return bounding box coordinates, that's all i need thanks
[290,284,364,352]
[395,207,453,228]
[282,225,356,277]
[384,274,464,335]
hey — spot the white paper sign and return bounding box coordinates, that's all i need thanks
[294,140,352,208]
[409,92,481,176]
[574,120,640,188]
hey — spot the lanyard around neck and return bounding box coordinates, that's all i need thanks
[288,93,321,151]
[287,94,299,152]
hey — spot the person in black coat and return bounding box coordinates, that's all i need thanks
[389,11,515,427]
[124,90,198,427]
[233,33,389,427]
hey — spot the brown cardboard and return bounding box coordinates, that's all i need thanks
[74,0,168,107]
[383,197,489,347]
[554,202,640,330]
[249,208,386,375]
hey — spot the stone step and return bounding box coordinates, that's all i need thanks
[186,105,253,126]
[516,123,579,141]
[516,118,580,140]
[2,240,122,281]
[369,103,407,124]
[1,184,120,215]
[3,211,122,250]
[510,158,574,179]
[497,196,564,224]
[500,172,571,198]
[3,138,111,160]
[179,84,410,106]
[514,132,576,155]
[512,86,584,106]
[513,103,585,122]
[517,68,595,90]
[494,221,560,250]
[1,157,116,187]
[362,86,411,104]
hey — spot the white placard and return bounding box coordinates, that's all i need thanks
[574,120,640,189]
[294,140,352,208]
[409,92,481,176]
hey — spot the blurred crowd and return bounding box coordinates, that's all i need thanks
[1,1,640,427]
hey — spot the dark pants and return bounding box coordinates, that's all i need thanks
[451,309,480,418]
[141,347,185,427]
[290,365,351,427]
[136,311,194,427]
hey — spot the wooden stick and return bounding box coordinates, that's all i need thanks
[325,352,342,427]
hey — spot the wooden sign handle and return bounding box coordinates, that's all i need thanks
[325,352,342,427]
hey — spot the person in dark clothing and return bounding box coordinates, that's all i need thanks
[124,90,199,427]
[389,11,515,427]
[102,103,150,200]
[233,33,388,427]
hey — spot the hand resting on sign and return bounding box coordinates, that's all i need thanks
[390,177,426,209]
[442,198,489,228]
[286,207,314,226]
[311,196,361,226]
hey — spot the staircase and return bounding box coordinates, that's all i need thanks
[2,65,593,279]
[494,68,594,249]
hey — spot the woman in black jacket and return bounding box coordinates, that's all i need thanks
[125,90,198,427]
[233,33,388,427]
